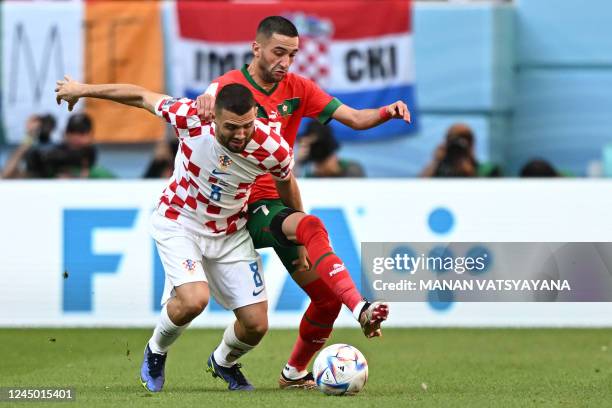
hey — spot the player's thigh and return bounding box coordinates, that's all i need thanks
[151,213,208,303]
[155,236,206,287]
[202,256,266,311]
[248,199,306,274]
[173,281,210,308]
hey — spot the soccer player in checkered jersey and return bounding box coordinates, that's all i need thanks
[197,16,407,389]
[55,76,383,391]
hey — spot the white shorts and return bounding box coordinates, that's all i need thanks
[150,211,266,311]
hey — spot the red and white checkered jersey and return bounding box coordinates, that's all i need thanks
[205,67,342,203]
[154,97,294,236]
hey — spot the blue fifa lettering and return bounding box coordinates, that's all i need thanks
[63,209,137,311]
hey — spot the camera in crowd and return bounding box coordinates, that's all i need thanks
[33,114,56,145]
[433,124,478,177]
[26,113,105,178]
[28,144,98,178]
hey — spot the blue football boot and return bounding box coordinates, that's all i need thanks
[140,344,167,392]
[206,353,254,391]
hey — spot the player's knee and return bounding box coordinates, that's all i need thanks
[243,318,268,338]
[299,215,327,234]
[175,282,209,318]
[181,296,208,318]
[270,207,302,246]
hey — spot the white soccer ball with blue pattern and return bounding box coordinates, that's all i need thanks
[313,343,368,395]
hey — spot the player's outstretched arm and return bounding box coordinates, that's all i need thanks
[332,101,411,130]
[55,75,169,114]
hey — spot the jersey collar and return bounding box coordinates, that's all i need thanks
[241,65,279,96]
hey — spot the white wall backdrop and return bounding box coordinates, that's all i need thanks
[1,179,612,328]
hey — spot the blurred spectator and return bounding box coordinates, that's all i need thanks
[520,159,559,177]
[46,113,115,179]
[420,123,501,178]
[297,121,365,178]
[1,114,56,178]
[5,112,116,179]
[143,137,179,178]
[39,144,98,178]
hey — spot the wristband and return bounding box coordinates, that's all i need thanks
[379,106,391,120]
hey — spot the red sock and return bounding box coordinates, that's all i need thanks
[288,279,342,371]
[295,215,363,311]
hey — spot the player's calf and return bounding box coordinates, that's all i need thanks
[283,279,341,386]
[141,284,207,392]
[208,302,268,390]
[272,210,390,338]
[208,321,261,391]
[272,211,363,313]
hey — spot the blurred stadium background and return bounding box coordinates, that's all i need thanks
[2,0,612,405]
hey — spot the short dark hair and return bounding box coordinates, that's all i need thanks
[66,113,92,134]
[38,114,57,144]
[215,84,256,116]
[520,159,559,177]
[302,121,338,163]
[257,16,298,39]
[445,123,474,149]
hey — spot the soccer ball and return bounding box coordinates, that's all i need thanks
[313,344,368,396]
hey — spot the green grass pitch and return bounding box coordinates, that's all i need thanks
[1,328,611,407]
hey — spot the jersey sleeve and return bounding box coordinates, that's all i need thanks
[269,135,294,181]
[301,77,343,124]
[250,123,295,181]
[154,97,205,138]
[204,82,220,97]
[204,74,232,97]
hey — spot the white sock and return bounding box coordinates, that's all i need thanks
[352,300,367,321]
[282,364,309,380]
[212,322,255,367]
[148,304,189,355]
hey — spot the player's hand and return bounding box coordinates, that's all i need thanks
[383,101,411,123]
[196,93,216,121]
[55,75,82,111]
[292,246,311,275]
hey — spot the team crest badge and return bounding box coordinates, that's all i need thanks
[182,259,197,273]
[218,155,232,170]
